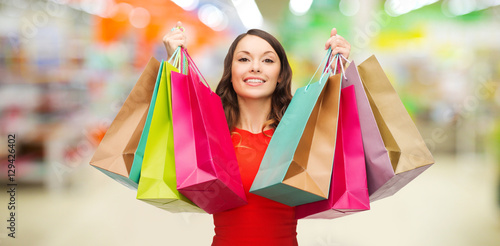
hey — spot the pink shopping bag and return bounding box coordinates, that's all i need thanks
[171,49,247,214]
[296,85,370,219]
[343,62,393,201]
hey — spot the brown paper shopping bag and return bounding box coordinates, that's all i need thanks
[251,70,341,206]
[357,55,434,200]
[90,57,160,189]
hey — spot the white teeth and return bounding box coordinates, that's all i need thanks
[245,79,265,83]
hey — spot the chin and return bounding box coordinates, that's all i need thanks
[238,92,273,100]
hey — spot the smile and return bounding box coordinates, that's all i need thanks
[244,78,266,83]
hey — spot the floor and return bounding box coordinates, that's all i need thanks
[2,154,500,246]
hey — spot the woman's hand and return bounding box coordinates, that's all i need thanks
[324,28,351,71]
[163,21,187,60]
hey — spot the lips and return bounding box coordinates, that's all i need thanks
[244,77,266,83]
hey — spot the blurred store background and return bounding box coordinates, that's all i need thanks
[0,0,499,245]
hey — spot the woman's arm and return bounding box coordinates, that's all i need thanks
[163,21,187,60]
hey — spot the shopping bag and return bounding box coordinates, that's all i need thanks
[250,50,341,206]
[172,49,247,214]
[128,61,164,188]
[130,48,186,187]
[90,57,160,190]
[343,62,394,201]
[136,60,204,213]
[357,55,434,200]
[296,85,370,219]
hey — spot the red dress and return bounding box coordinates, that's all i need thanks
[212,128,298,246]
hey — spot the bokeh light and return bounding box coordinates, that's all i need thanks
[232,0,263,29]
[339,0,361,16]
[172,0,199,11]
[129,7,151,29]
[197,4,228,31]
[110,2,133,22]
[289,0,313,16]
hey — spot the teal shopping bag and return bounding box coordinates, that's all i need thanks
[128,60,164,188]
[250,50,343,206]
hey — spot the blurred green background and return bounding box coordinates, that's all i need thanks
[0,0,499,245]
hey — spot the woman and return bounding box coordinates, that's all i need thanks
[164,21,351,245]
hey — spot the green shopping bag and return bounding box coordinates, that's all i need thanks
[136,61,203,213]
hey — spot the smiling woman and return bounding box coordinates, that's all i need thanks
[162,22,351,246]
[216,29,293,134]
[230,36,283,104]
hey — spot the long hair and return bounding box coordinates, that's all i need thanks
[215,29,293,132]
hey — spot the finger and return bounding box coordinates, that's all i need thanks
[170,29,184,36]
[325,36,334,50]
[325,35,346,50]
[330,28,337,37]
[167,40,185,48]
[164,33,184,43]
[325,33,346,48]
[334,34,346,44]
[331,47,350,58]
[170,33,187,47]
[330,51,350,70]
[163,33,184,43]
[334,34,351,50]
[325,29,338,49]
[170,32,185,40]
[163,38,175,47]
[177,41,185,48]
[176,21,185,32]
[334,46,349,55]
[329,35,350,49]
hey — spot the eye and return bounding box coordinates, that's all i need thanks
[263,58,274,63]
[238,57,249,62]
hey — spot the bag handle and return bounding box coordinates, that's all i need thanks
[305,48,333,91]
[182,51,188,74]
[304,49,352,91]
[168,47,180,66]
[182,48,212,92]
[332,54,350,79]
[167,46,188,74]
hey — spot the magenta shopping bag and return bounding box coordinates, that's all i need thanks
[171,49,247,214]
[343,62,393,201]
[296,85,370,219]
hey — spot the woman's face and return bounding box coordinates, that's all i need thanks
[231,35,281,101]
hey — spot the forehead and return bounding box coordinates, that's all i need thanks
[234,35,277,55]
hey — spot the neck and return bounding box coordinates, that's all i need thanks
[235,97,272,134]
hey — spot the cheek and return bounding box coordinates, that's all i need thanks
[272,66,281,82]
[230,67,242,92]
[230,69,239,90]
[231,63,245,80]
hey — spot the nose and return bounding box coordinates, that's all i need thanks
[251,60,261,73]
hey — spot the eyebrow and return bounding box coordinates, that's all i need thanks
[236,50,277,56]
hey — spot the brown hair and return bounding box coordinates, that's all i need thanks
[215,29,293,132]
